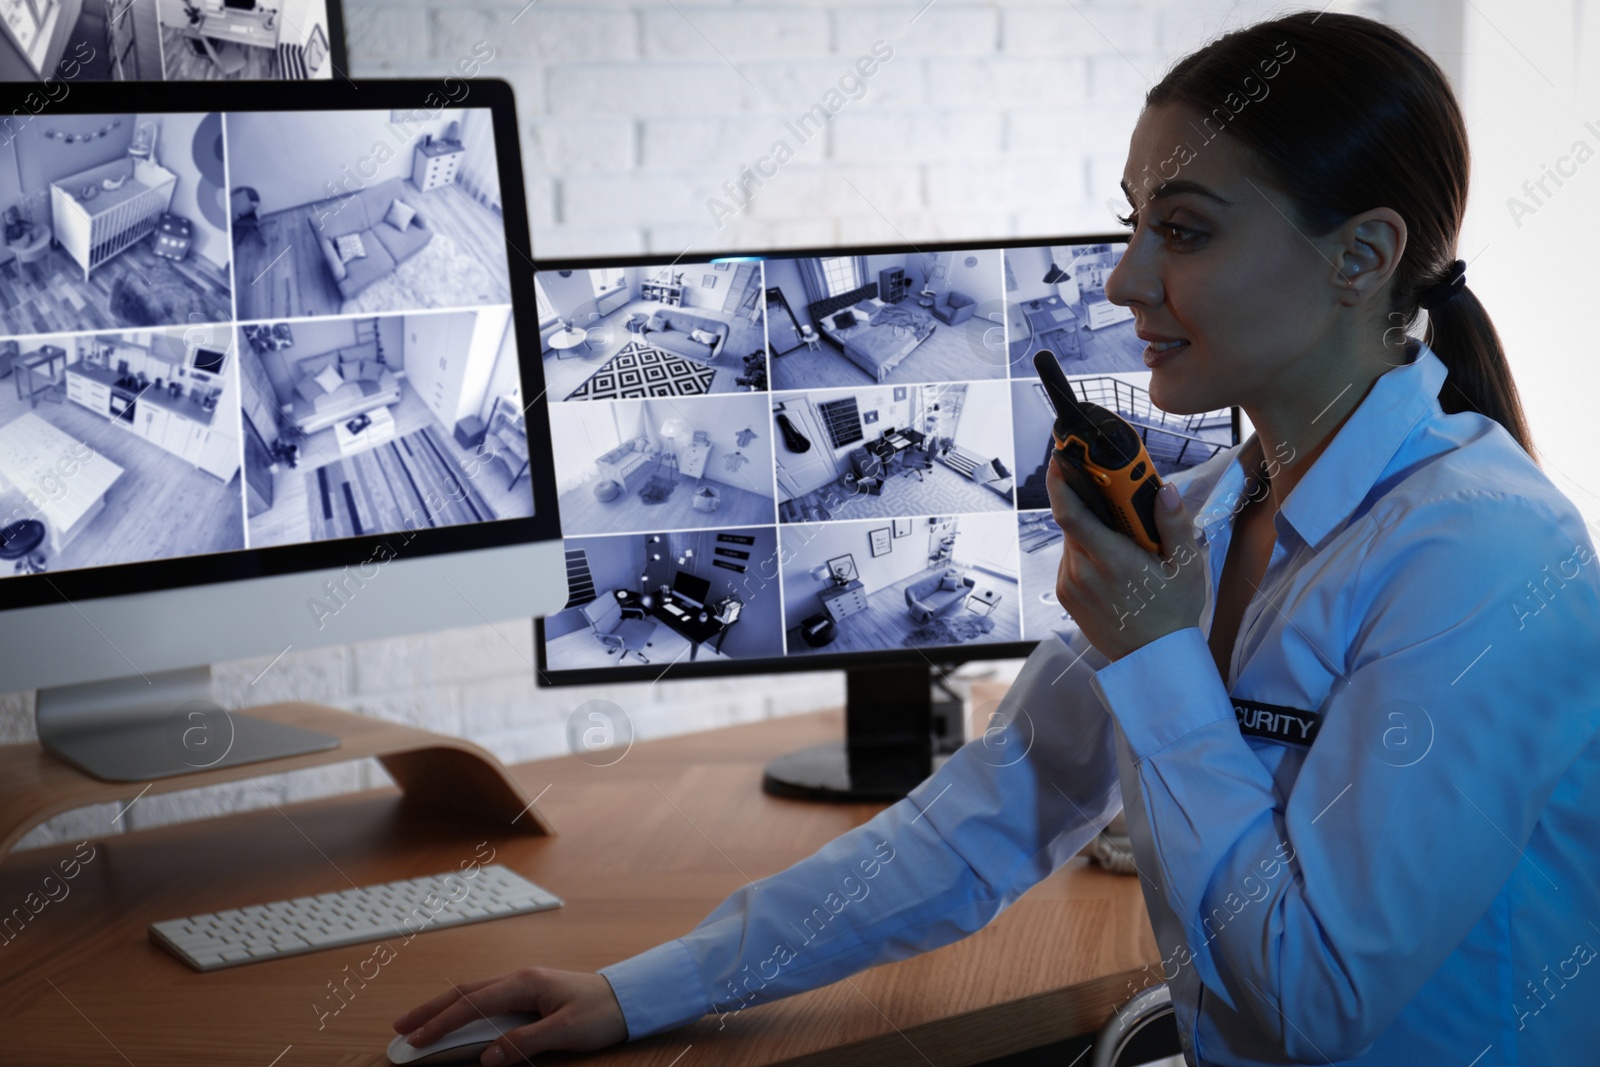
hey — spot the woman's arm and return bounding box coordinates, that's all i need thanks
[600,625,1126,1039]
[394,450,1236,1063]
[1087,490,1600,1061]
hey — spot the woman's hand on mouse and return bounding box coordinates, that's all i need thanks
[392,967,628,1065]
[1046,458,1206,661]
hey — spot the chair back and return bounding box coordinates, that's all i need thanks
[849,447,883,481]
[578,595,622,636]
[231,187,260,221]
[1089,983,1178,1067]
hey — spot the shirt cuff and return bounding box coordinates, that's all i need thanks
[1089,627,1232,762]
[598,938,708,1040]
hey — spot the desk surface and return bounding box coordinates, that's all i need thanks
[1023,296,1077,333]
[21,346,68,369]
[1,708,1157,1066]
[616,589,726,646]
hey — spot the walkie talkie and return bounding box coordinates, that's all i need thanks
[1033,350,1164,551]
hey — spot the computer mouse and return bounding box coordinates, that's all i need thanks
[386,1012,540,1065]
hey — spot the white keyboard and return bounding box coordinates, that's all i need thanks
[149,865,561,972]
[665,603,686,616]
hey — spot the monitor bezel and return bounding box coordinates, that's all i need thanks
[0,78,562,613]
[532,232,1243,686]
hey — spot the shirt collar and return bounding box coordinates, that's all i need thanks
[1192,343,1448,552]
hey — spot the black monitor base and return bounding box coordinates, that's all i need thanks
[762,662,956,802]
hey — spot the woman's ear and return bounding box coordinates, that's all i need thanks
[1331,207,1406,305]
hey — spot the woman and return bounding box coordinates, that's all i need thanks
[394,13,1600,1064]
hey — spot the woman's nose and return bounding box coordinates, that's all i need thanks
[1105,243,1161,310]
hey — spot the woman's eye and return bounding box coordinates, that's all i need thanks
[1161,222,1205,247]
[1120,204,1203,247]
[1121,210,1206,249]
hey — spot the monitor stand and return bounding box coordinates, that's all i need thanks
[7,669,553,867]
[35,666,340,782]
[761,662,958,802]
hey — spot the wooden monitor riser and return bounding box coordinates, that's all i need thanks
[0,702,552,866]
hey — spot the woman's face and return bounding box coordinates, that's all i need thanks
[1105,102,1347,417]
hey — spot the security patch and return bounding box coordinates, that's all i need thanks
[1233,698,1322,747]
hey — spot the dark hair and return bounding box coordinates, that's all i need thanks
[1146,12,1536,460]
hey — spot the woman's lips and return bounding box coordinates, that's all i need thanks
[1143,339,1189,367]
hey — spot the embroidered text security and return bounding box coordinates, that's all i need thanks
[1233,698,1322,747]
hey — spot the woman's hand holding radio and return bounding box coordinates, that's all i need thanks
[1046,458,1207,660]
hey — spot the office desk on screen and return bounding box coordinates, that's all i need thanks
[615,588,729,660]
[1023,296,1081,361]
[0,708,1160,1066]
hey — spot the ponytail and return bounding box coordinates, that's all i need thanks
[1424,286,1537,461]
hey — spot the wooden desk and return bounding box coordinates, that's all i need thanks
[615,588,729,661]
[868,430,925,463]
[0,708,1159,1066]
[1022,296,1081,361]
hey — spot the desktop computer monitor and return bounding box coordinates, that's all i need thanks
[0,79,565,781]
[532,238,1240,799]
[671,569,711,609]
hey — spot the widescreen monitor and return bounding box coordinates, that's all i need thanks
[0,79,564,781]
[531,238,1240,796]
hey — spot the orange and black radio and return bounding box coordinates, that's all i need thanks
[1033,349,1164,552]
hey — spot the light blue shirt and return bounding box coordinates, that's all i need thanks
[600,343,1600,1065]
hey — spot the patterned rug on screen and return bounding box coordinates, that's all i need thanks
[902,614,995,647]
[309,426,495,540]
[565,342,715,400]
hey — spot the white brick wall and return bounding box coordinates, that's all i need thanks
[343,0,1384,257]
[4,0,1396,849]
